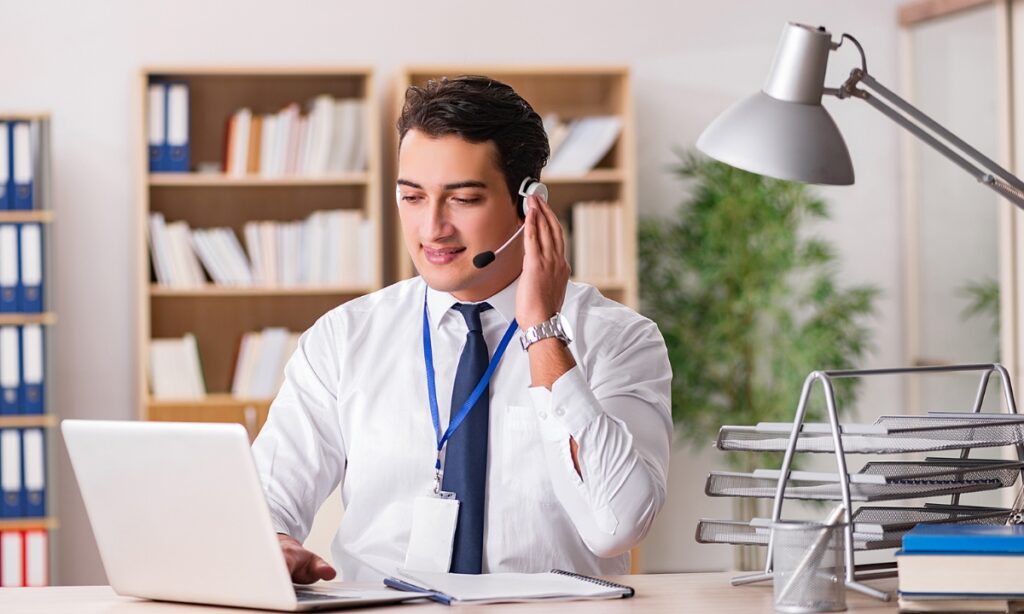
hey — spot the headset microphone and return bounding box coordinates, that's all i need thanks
[473,177,549,269]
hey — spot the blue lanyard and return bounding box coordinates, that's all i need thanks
[422,291,518,486]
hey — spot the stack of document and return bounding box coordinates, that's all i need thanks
[569,201,624,280]
[543,115,622,175]
[384,569,634,605]
[230,328,299,399]
[148,334,205,400]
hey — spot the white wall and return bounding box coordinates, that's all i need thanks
[0,0,905,584]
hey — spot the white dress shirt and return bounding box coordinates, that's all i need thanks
[251,276,672,580]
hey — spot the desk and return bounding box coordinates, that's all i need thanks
[0,573,900,613]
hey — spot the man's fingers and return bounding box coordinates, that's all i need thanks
[523,201,539,262]
[539,197,565,258]
[295,553,336,584]
[531,197,554,257]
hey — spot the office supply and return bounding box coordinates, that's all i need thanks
[61,419,423,611]
[10,122,33,210]
[0,530,22,587]
[164,82,190,172]
[0,326,21,414]
[22,428,44,517]
[385,568,634,605]
[1,429,23,517]
[696,363,1024,602]
[0,225,18,312]
[0,122,9,210]
[24,529,46,587]
[18,223,42,313]
[21,324,43,415]
[147,83,166,172]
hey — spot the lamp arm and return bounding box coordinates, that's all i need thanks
[827,68,1024,210]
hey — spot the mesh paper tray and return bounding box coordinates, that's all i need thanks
[696,505,1009,551]
[705,459,1021,502]
[716,412,1024,454]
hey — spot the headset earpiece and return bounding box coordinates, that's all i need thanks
[517,177,549,219]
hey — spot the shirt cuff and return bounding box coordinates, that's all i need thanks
[528,365,603,440]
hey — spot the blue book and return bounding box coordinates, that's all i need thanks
[903,523,1024,554]
[18,223,42,313]
[148,82,167,172]
[10,121,33,210]
[20,325,43,415]
[21,428,44,517]
[0,428,23,517]
[0,224,18,312]
[164,82,190,173]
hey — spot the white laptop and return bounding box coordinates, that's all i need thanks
[61,419,422,611]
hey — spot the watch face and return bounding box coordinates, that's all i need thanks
[555,313,574,343]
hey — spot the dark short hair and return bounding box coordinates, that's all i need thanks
[397,75,550,204]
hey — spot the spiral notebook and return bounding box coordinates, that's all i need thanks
[383,569,635,605]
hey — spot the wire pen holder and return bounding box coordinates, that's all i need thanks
[695,363,1024,601]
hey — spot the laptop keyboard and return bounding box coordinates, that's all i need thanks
[295,589,356,602]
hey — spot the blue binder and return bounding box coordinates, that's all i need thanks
[0,122,10,210]
[0,225,17,312]
[22,428,44,517]
[164,82,190,173]
[0,428,23,517]
[0,326,21,415]
[20,325,43,415]
[18,224,42,313]
[11,122,33,211]
[148,82,167,172]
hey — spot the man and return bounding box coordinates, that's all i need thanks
[251,76,672,583]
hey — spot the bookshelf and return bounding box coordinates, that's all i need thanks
[137,68,382,436]
[391,66,639,308]
[0,112,57,587]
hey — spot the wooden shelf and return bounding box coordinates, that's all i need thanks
[573,277,627,291]
[147,394,273,409]
[0,414,57,429]
[0,517,58,532]
[148,173,370,187]
[0,211,55,224]
[0,313,57,326]
[149,284,371,297]
[543,169,624,184]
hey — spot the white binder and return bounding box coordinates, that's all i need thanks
[0,530,22,586]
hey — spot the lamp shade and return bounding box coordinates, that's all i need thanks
[696,23,855,185]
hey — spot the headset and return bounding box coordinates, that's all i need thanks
[474,177,548,268]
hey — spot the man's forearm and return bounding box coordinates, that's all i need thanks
[528,338,581,476]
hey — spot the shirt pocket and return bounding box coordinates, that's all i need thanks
[499,405,557,504]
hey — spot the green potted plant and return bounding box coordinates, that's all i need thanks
[638,153,879,568]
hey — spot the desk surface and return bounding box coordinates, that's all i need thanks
[0,573,900,613]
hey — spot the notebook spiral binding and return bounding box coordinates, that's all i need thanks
[550,569,635,598]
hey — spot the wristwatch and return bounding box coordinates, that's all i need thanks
[520,313,573,351]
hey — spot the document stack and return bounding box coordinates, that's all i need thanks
[543,114,622,174]
[223,96,367,177]
[147,82,190,172]
[148,209,372,289]
[230,328,300,399]
[569,201,625,280]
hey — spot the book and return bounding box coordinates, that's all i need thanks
[903,523,1024,554]
[897,524,1024,596]
[383,569,634,605]
[899,594,1024,612]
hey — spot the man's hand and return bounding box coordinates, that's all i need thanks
[278,533,337,584]
[515,195,571,329]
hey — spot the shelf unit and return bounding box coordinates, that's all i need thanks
[695,363,1024,601]
[0,113,58,585]
[137,68,381,436]
[390,66,639,308]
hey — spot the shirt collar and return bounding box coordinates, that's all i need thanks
[424,276,519,332]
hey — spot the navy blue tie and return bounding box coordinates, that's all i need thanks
[442,302,493,574]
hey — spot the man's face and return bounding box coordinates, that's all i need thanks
[397,129,523,301]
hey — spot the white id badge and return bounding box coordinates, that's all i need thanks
[404,494,460,572]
